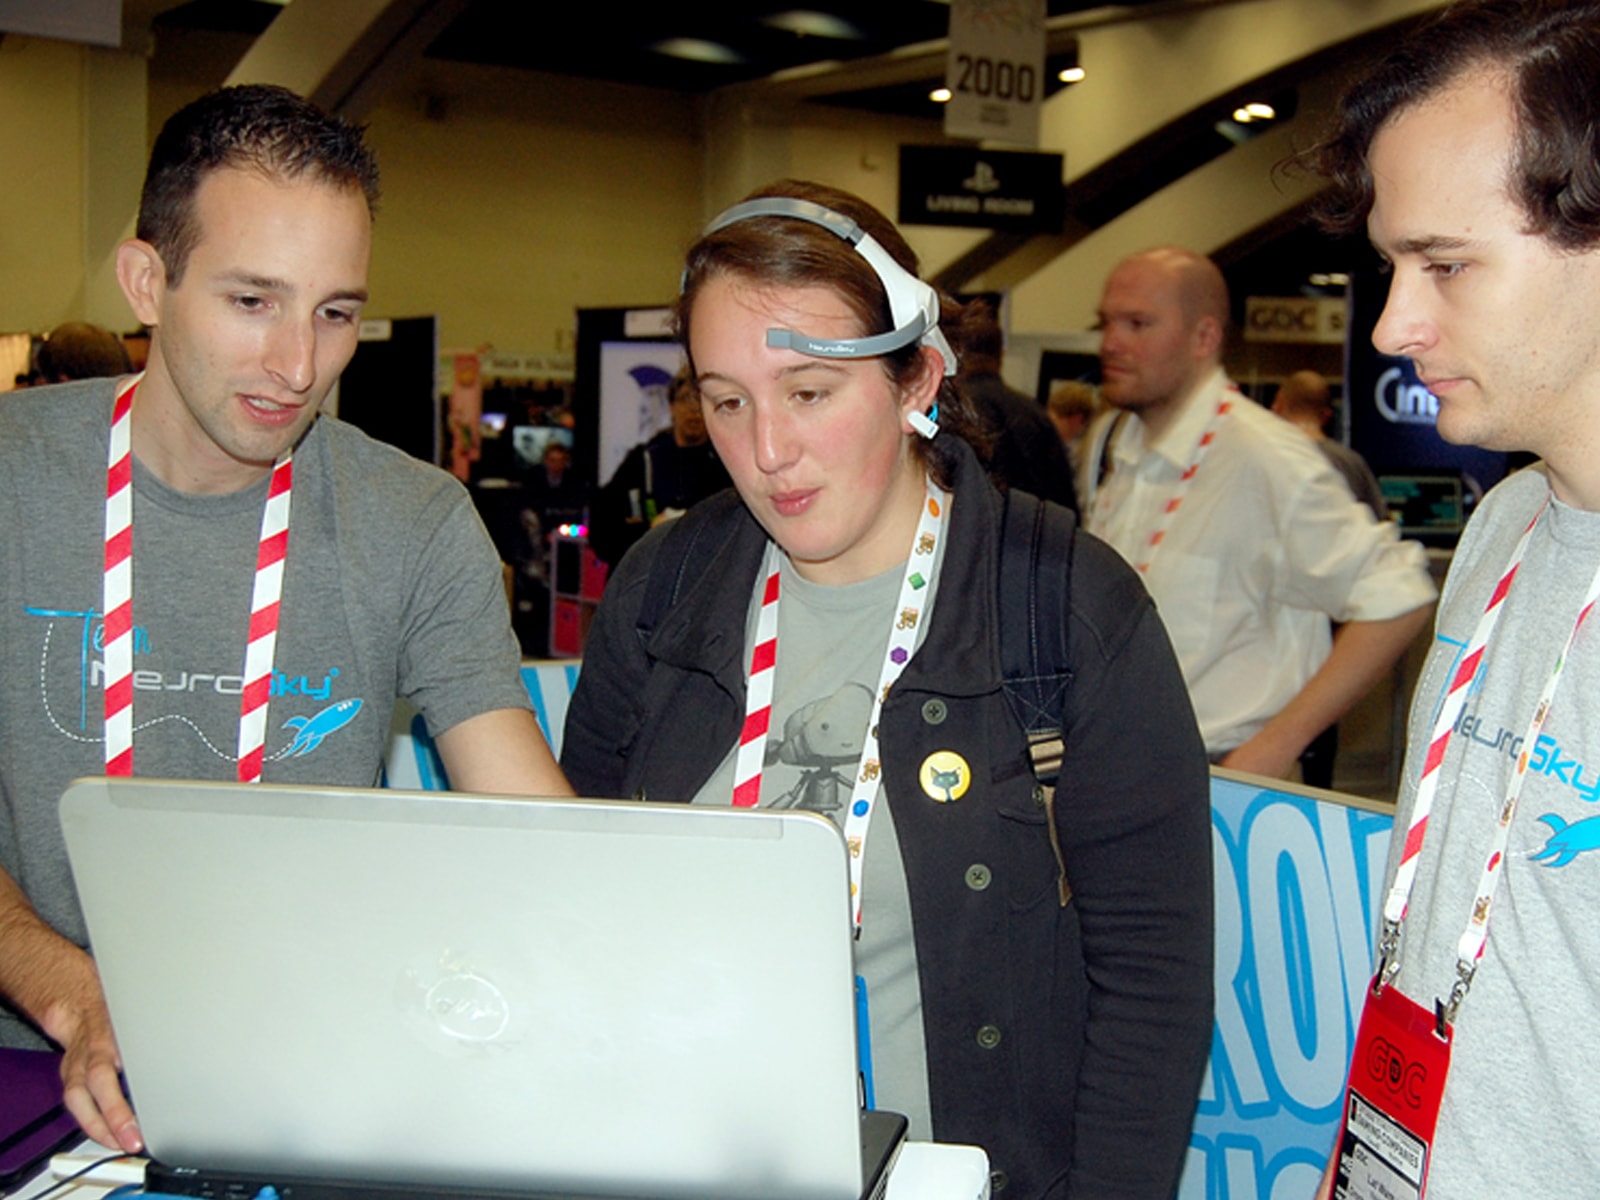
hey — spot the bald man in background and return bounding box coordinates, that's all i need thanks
[1081,247,1435,779]
[1271,369,1388,520]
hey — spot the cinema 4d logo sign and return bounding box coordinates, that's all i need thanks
[1375,364,1440,426]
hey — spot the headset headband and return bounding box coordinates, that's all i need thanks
[699,197,958,376]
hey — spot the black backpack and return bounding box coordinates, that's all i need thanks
[634,488,1079,903]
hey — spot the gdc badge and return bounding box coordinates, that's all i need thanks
[1333,978,1452,1200]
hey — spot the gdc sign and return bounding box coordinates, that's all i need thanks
[1243,297,1345,345]
[1374,365,1439,425]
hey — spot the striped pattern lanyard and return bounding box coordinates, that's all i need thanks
[1381,497,1600,1022]
[732,480,949,930]
[102,376,295,782]
[1090,396,1233,575]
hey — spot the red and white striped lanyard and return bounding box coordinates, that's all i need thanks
[1090,396,1233,574]
[733,479,948,929]
[102,375,295,783]
[1381,496,1600,1023]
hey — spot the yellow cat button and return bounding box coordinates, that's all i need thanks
[919,751,971,802]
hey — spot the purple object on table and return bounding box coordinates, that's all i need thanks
[0,1047,80,1189]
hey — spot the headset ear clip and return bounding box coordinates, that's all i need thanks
[907,404,939,440]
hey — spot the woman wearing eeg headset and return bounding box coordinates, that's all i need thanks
[561,180,1213,1199]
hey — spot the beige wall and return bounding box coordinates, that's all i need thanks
[363,62,701,352]
[0,38,91,332]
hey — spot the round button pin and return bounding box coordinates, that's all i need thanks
[919,750,971,802]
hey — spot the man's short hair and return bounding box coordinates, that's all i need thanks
[1310,0,1600,250]
[137,84,381,285]
[35,322,132,382]
[1047,380,1097,421]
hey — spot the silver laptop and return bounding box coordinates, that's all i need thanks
[60,777,900,1200]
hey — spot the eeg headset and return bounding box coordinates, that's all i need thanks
[697,198,957,438]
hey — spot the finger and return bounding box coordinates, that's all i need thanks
[73,1056,144,1153]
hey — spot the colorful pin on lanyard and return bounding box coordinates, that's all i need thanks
[732,478,949,930]
[1090,396,1233,574]
[1382,496,1600,1022]
[101,375,295,783]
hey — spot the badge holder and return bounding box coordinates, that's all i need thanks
[1332,938,1462,1200]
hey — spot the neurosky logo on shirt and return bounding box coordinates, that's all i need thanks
[24,603,360,761]
[1434,633,1600,868]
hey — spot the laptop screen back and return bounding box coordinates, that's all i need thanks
[60,779,865,1200]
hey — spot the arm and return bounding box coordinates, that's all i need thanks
[1060,543,1214,1198]
[435,707,575,797]
[0,869,141,1152]
[1220,605,1432,779]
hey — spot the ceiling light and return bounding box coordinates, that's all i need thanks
[1244,102,1276,120]
[1232,107,1254,124]
[930,87,952,103]
[1328,272,1350,287]
[762,11,864,39]
[1309,273,1331,287]
[1058,66,1086,83]
[652,38,744,64]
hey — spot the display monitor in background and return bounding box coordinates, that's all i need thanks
[1380,473,1466,545]
[513,425,574,472]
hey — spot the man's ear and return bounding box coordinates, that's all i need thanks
[116,239,166,328]
[1192,315,1223,361]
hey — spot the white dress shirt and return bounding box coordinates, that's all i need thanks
[1083,367,1436,754]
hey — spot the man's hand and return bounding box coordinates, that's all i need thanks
[0,869,142,1152]
[1218,732,1303,781]
[47,976,143,1153]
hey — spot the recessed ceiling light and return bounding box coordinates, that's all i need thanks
[1244,102,1276,120]
[762,11,864,39]
[1058,66,1086,83]
[1232,107,1254,124]
[653,37,744,64]
[1329,272,1350,286]
[930,87,953,103]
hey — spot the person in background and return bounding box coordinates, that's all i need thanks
[1310,3,1600,1196]
[957,303,1079,514]
[1046,380,1098,465]
[587,366,730,566]
[32,322,133,385]
[562,179,1213,1200]
[0,83,571,1153]
[1082,246,1436,778]
[1271,369,1388,520]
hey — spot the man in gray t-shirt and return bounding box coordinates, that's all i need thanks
[0,84,570,1154]
[1310,5,1600,1197]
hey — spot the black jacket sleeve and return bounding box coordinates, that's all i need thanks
[1059,534,1213,1198]
[559,526,659,796]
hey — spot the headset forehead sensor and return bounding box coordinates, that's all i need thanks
[700,197,958,376]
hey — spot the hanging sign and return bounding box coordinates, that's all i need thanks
[944,0,1047,146]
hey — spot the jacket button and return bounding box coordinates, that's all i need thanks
[990,1170,1009,1192]
[965,864,992,891]
[976,1024,1002,1050]
[921,698,948,725]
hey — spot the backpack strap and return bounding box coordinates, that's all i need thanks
[634,493,740,642]
[998,489,1078,905]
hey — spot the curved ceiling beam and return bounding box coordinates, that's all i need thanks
[223,0,472,120]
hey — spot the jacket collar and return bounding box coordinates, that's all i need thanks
[643,437,1006,702]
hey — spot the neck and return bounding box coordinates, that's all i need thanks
[128,370,275,496]
[1136,364,1215,445]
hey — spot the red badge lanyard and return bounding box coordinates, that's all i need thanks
[1336,495,1600,1199]
[1087,395,1233,574]
[732,479,948,930]
[102,375,295,783]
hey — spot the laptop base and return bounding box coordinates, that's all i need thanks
[145,1110,909,1200]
